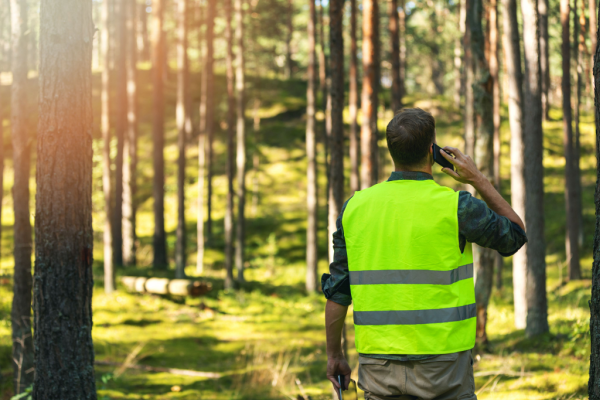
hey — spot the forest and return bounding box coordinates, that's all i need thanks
[0,0,600,398]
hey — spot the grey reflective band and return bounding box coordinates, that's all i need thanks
[349,263,473,286]
[354,303,476,326]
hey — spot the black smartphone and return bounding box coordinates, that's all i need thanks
[432,143,454,171]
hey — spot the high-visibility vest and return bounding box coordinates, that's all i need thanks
[343,178,475,355]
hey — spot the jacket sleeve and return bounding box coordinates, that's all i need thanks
[457,191,528,257]
[322,198,352,306]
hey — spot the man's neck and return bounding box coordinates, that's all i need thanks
[394,164,433,176]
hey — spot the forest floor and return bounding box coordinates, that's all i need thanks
[0,72,595,399]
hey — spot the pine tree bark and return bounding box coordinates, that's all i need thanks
[360,0,379,189]
[224,0,235,289]
[234,0,246,283]
[464,0,475,161]
[349,0,359,193]
[123,0,138,267]
[590,0,597,90]
[468,0,495,345]
[329,0,344,271]
[318,0,327,112]
[588,13,600,397]
[175,0,188,279]
[429,4,444,96]
[575,0,585,249]
[34,0,96,396]
[389,0,401,112]
[285,0,294,79]
[101,0,114,292]
[306,0,318,293]
[562,0,581,280]
[151,0,167,268]
[454,0,463,109]
[539,0,550,120]
[521,0,549,336]
[10,0,33,392]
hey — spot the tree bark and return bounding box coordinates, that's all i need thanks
[224,0,235,289]
[464,0,475,161]
[123,0,138,267]
[539,0,550,120]
[101,0,114,292]
[360,0,379,189]
[198,0,215,274]
[389,0,401,112]
[588,13,600,398]
[138,2,150,62]
[590,0,597,91]
[429,4,444,96]
[10,0,33,392]
[318,0,327,112]
[454,0,463,109]
[468,0,495,345]
[34,0,96,396]
[306,0,318,293]
[399,0,406,101]
[349,0,359,193]
[175,0,188,279]
[329,0,344,266]
[561,0,581,281]
[285,0,293,79]
[235,0,246,283]
[520,0,549,336]
[151,0,167,268]
[575,0,585,248]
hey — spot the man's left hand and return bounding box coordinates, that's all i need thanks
[326,355,352,398]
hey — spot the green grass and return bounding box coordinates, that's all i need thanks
[0,72,595,399]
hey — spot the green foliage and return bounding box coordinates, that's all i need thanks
[10,385,32,400]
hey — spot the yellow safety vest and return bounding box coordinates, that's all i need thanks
[343,179,475,355]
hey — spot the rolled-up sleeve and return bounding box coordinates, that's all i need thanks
[457,191,528,256]
[321,198,352,306]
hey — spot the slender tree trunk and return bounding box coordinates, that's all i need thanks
[224,0,235,289]
[576,0,585,249]
[151,0,167,268]
[389,0,401,112]
[360,0,379,189]
[10,0,33,392]
[562,0,581,280]
[464,0,475,160]
[306,0,318,293]
[539,0,550,120]
[123,0,138,267]
[318,0,327,111]
[454,0,463,109]
[469,0,495,344]
[399,0,406,101]
[285,0,293,79]
[590,0,597,92]
[175,0,188,279]
[521,0,549,336]
[588,14,600,398]
[235,0,246,283]
[34,0,96,396]
[138,2,150,62]
[349,0,359,193]
[251,99,261,216]
[329,0,344,265]
[429,4,444,96]
[102,0,114,293]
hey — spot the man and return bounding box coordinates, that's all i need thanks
[322,108,527,400]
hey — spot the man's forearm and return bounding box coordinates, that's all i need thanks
[325,300,348,358]
[472,176,525,231]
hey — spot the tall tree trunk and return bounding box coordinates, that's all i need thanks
[318,0,327,111]
[360,0,379,189]
[34,0,96,396]
[224,0,235,289]
[114,0,128,267]
[235,0,246,283]
[399,0,406,101]
[123,0,138,267]
[175,0,188,279]
[464,0,475,161]
[251,99,260,216]
[389,0,401,112]
[503,0,526,328]
[429,3,444,96]
[454,0,463,109]
[469,0,495,344]
[590,0,597,91]
[349,0,359,193]
[588,14,600,398]
[198,0,215,274]
[101,0,114,293]
[329,0,344,267]
[306,0,318,293]
[539,0,550,120]
[285,0,293,79]
[520,0,549,336]
[562,0,581,280]
[151,0,167,268]
[576,0,586,248]
[138,2,150,62]
[10,0,33,392]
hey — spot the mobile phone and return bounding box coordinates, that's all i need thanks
[432,143,454,171]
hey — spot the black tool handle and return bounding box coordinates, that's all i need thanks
[337,375,344,399]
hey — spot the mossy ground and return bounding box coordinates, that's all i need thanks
[0,72,595,399]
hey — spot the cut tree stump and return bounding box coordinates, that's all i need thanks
[120,276,212,297]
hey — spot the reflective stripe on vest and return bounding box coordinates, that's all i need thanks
[343,179,476,355]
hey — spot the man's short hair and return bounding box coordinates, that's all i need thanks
[386,108,435,168]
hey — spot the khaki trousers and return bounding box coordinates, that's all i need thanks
[358,350,477,400]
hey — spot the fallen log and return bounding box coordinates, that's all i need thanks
[120,277,212,297]
[95,360,221,378]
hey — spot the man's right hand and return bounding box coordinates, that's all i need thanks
[439,146,486,186]
[326,355,352,398]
